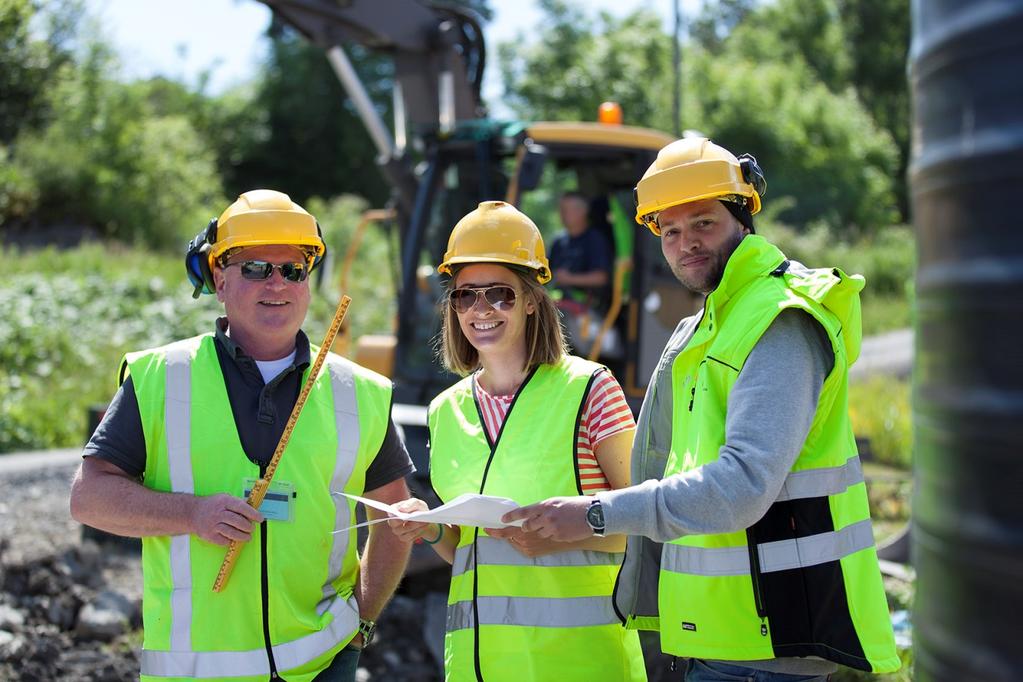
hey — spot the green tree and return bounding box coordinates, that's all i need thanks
[688,54,899,233]
[498,0,673,128]
[0,0,80,143]
[499,0,899,233]
[223,28,391,207]
[715,0,910,220]
[728,0,852,92]
[836,0,911,219]
[10,39,223,246]
[688,0,757,55]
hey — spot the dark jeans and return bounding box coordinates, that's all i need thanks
[312,645,361,682]
[683,658,830,682]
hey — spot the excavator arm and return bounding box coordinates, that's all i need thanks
[258,0,486,218]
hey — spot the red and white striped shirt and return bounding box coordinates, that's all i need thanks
[474,369,636,494]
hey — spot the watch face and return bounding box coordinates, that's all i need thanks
[587,502,605,530]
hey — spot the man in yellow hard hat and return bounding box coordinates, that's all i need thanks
[503,139,900,680]
[71,190,415,681]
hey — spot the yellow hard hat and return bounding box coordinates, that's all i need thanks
[438,201,551,284]
[634,137,766,235]
[209,189,325,266]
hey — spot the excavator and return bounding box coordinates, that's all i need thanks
[256,0,696,471]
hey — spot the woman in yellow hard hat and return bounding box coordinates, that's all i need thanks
[390,201,647,681]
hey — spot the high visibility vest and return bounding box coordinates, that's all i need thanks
[125,334,391,682]
[655,236,899,672]
[429,356,647,682]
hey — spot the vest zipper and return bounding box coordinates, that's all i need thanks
[259,464,280,679]
[688,361,708,412]
[745,528,768,637]
[468,366,540,682]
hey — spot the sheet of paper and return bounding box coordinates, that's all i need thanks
[333,492,524,533]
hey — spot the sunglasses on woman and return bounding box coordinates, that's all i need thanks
[225,260,309,283]
[448,285,518,314]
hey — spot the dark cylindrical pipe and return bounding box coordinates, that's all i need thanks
[909,2,1023,680]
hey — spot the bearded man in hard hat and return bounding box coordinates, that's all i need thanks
[503,139,900,679]
[71,190,415,681]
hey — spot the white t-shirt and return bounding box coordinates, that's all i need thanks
[254,351,297,384]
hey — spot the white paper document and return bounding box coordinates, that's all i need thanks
[333,492,524,533]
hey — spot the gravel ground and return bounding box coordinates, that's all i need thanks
[0,451,447,681]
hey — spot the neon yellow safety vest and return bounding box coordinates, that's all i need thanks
[429,356,647,682]
[125,334,391,682]
[655,236,899,672]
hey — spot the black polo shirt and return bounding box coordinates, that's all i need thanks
[83,318,413,491]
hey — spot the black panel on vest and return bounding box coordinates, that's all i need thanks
[749,497,870,671]
[766,562,870,670]
[751,497,834,544]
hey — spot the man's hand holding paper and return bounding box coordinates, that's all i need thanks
[335,492,524,533]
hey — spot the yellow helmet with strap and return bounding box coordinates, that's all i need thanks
[185,189,326,298]
[210,189,325,264]
[438,201,551,284]
[634,138,766,235]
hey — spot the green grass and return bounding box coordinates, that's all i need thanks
[861,292,913,337]
[849,376,912,470]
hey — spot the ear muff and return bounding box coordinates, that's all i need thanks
[738,154,768,198]
[185,218,218,299]
[310,222,327,272]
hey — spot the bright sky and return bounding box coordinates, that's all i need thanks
[88,0,703,113]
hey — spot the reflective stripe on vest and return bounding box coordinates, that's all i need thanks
[450,537,623,577]
[775,455,863,502]
[140,595,357,677]
[141,348,361,678]
[662,518,875,577]
[446,595,620,631]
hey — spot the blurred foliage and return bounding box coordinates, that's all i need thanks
[4,38,224,247]
[759,222,915,335]
[499,0,909,234]
[0,0,81,143]
[498,1,671,128]
[849,376,913,470]
[221,29,391,207]
[0,218,396,453]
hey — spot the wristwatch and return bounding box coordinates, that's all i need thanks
[357,618,376,647]
[585,499,606,537]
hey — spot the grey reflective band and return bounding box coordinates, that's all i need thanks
[447,595,620,632]
[164,344,194,653]
[662,519,876,577]
[141,596,360,677]
[759,518,874,573]
[774,456,864,502]
[450,537,623,577]
[320,358,359,614]
[143,343,360,677]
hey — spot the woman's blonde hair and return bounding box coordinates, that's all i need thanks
[439,266,566,376]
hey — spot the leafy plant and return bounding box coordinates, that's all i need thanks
[849,376,913,470]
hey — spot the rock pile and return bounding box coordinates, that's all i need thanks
[0,535,449,681]
[0,539,140,681]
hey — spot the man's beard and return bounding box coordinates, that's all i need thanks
[670,230,745,294]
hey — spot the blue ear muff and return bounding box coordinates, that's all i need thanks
[185,218,218,299]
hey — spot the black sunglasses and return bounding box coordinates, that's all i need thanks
[225,260,309,283]
[449,285,518,314]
